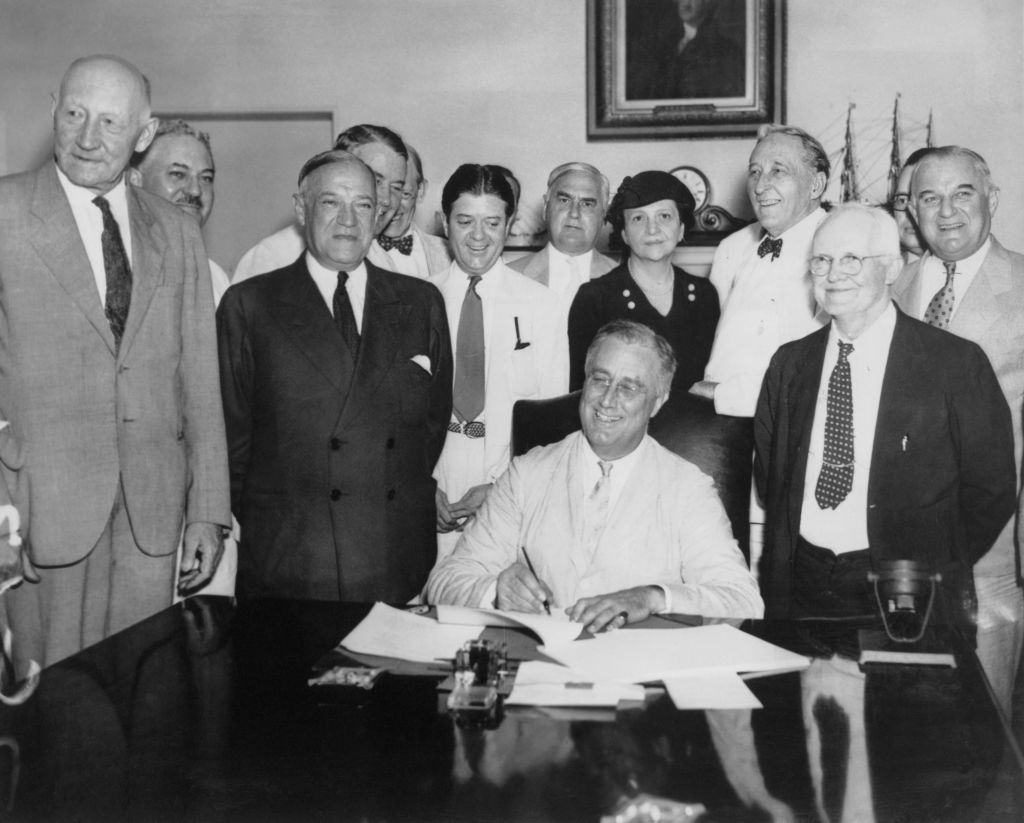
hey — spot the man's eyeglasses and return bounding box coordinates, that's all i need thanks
[809,254,889,278]
[891,193,911,213]
[584,373,647,401]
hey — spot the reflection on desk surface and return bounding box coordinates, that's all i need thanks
[0,596,1019,822]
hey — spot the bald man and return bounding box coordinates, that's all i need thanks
[0,55,229,669]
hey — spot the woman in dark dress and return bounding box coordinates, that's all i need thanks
[568,170,719,400]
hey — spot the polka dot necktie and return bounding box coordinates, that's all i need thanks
[815,341,854,510]
[923,261,957,329]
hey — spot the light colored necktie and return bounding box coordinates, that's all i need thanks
[583,461,613,554]
[453,275,485,423]
[815,341,855,509]
[923,261,957,329]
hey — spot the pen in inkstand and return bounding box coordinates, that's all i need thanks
[520,546,551,615]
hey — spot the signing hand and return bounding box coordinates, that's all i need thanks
[568,586,664,634]
[178,522,225,595]
[496,561,554,613]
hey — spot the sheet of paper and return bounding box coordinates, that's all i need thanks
[339,602,481,663]
[435,604,582,648]
[541,623,810,684]
[507,661,644,706]
[663,672,762,710]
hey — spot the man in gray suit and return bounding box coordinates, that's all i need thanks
[509,162,616,313]
[0,55,230,670]
[894,145,1024,718]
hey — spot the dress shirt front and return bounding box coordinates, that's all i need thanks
[56,165,133,306]
[305,252,367,334]
[548,246,594,299]
[800,303,897,552]
[705,208,828,416]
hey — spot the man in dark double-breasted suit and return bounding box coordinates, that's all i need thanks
[218,149,452,601]
[754,204,1015,624]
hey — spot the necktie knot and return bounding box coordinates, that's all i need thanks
[757,235,783,261]
[837,341,854,363]
[336,271,349,288]
[942,260,957,282]
[332,271,359,355]
[597,460,612,479]
[378,233,413,255]
[467,275,482,295]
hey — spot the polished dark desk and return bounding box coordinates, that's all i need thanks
[0,597,1021,822]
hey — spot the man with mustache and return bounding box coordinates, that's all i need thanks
[130,119,230,304]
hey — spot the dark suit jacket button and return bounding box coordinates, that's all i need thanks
[386,437,395,449]
[329,438,341,450]
[387,489,396,500]
[330,489,341,501]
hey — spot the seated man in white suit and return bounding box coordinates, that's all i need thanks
[232,124,408,282]
[432,164,568,563]
[509,161,616,313]
[376,143,451,279]
[427,320,762,632]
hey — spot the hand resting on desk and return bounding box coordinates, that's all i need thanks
[569,585,665,634]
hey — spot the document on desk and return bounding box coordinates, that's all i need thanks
[541,623,810,684]
[507,661,645,707]
[435,604,583,648]
[340,602,482,663]
[663,673,763,710]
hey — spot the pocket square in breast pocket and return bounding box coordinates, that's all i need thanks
[409,354,432,375]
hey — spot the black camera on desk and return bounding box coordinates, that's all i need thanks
[447,639,511,729]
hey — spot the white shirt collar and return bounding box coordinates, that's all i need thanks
[304,251,368,331]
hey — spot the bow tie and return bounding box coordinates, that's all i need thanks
[757,235,783,261]
[378,234,413,255]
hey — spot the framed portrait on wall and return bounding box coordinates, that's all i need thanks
[587,0,785,140]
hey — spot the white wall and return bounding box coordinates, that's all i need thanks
[2,0,1021,270]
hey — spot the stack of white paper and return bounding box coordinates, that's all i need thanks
[340,602,481,663]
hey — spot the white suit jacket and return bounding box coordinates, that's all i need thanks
[426,432,763,618]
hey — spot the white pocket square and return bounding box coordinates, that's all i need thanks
[410,354,432,375]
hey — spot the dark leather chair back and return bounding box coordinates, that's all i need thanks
[511,392,754,560]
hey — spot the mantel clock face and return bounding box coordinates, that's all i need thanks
[670,165,711,212]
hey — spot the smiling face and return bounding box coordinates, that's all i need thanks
[580,337,668,461]
[52,57,157,195]
[294,158,377,272]
[447,192,509,276]
[620,199,685,264]
[811,209,898,335]
[545,170,606,256]
[351,141,407,234]
[746,132,825,238]
[910,153,998,262]
[134,133,215,226]
[383,160,422,239]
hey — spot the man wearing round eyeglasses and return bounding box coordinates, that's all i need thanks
[376,143,451,279]
[427,319,762,633]
[754,203,1014,629]
[890,147,934,262]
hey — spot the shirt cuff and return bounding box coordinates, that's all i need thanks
[480,581,498,609]
[652,583,672,614]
